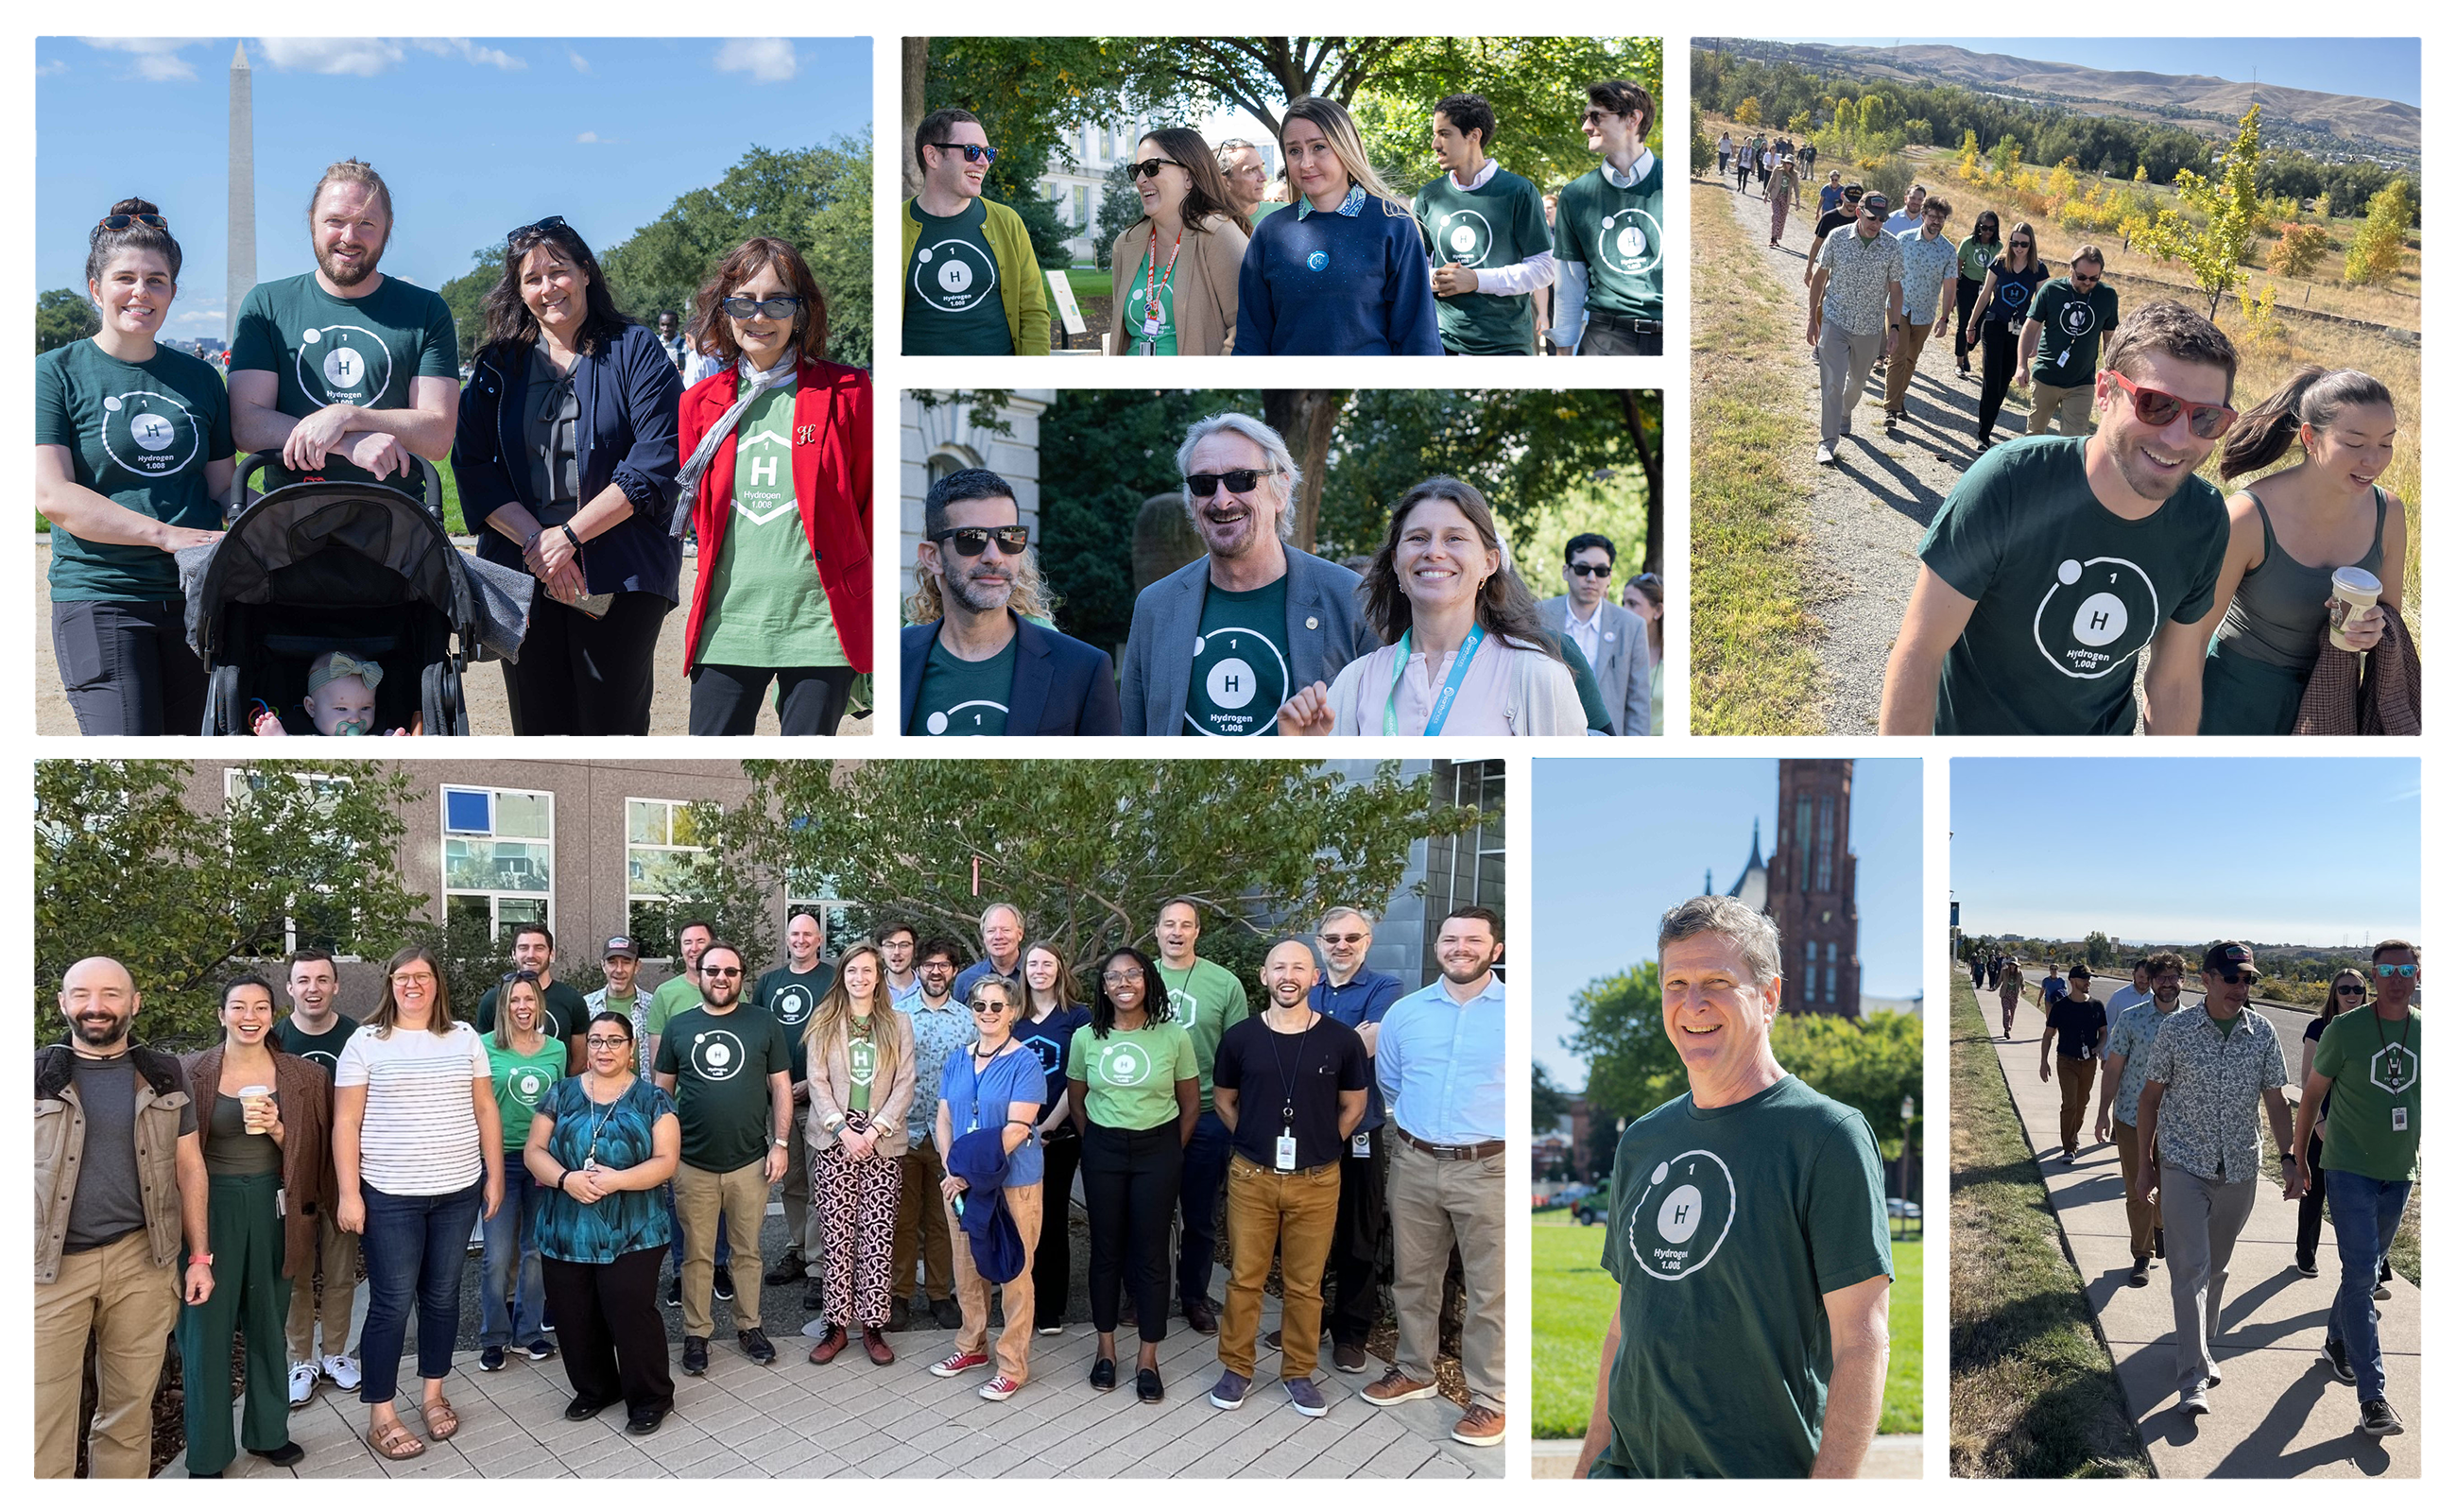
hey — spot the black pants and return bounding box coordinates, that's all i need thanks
[1576,321,1663,357]
[689,664,855,735]
[1975,322,2020,442]
[541,1247,673,1418]
[1324,1126,1388,1348]
[1953,276,1982,369]
[1033,1129,1081,1329]
[51,598,208,735]
[1082,1121,1182,1344]
[2295,1130,2330,1268]
[505,590,670,735]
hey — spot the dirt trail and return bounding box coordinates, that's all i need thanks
[1714,178,2037,732]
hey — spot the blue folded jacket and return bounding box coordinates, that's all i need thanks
[946,1128,1027,1284]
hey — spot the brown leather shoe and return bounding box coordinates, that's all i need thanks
[1362,1366,1439,1405]
[862,1326,896,1366]
[805,1325,849,1365]
[1183,1296,1218,1334]
[1452,1403,1505,1448]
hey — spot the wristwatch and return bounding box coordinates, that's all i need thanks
[773,1136,790,1148]
[823,1114,846,1134]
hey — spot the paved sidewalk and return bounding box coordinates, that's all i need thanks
[1990,992,2418,1477]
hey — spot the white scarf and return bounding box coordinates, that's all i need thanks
[671,353,799,536]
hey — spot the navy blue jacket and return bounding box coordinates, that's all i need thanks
[453,320,684,601]
[902,612,1123,736]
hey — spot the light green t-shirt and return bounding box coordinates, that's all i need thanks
[908,635,1014,735]
[697,381,850,668]
[1412,165,1552,354]
[487,1038,567,1151]
[646,973,704,1036]
[1124,242,1179,355]
[1157,956,1249,1112]
[1066,1020,1198,1131]
[847,1022,877,1114]
[37,339,235,601]
[1183,576,1290,737]
[2312,1005,2420,1182]
[226,271,458,494]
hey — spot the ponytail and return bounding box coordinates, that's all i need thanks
[2218,366,2397,480]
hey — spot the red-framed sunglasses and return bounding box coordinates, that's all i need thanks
[2105,370,2237,439]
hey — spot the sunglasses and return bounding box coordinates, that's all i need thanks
[2335,984,2368,996]
[700,966,744,979]
[2009,239,2035,249]
[2070,271,2102,286]
[2106,370,2238,439]
[1566,562,1612,578]
[506,215,568,246]
[720,295,804,320]
[931,142,997,165]
[99,213,170,232]
[1186,469,1278,497]
[1130,158,1182,180]
[1320,933,1366,945]
[2211,969,2259,985]
[931,524,1029,558]
[2378,963,2419,978]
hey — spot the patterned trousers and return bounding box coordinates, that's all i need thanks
[817,1144,902,1330]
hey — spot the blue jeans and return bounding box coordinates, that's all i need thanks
[664,1182,729,1274]
[1177,1109,1232,1306]
[358,1177,485,1402]
[479,1165,547,1349]
[2324,1168,2412,1401]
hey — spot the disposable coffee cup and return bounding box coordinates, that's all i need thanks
[239,1085,274,1132]
[2329,566,2382,652]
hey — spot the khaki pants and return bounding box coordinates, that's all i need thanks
[34,1230,181,1478]
[945,1181,1042,1382]
[2055,1055,2098,1155]
[1883,318,1935,414]
[892,1141,955,1301]
[1220,1155,1341,1381]
[284,1205,361,1364]
[675,1159,770,1335]
[2110,1118,2163,1258]
[2026,378,2095,435]
[1387,1134,1507,1411]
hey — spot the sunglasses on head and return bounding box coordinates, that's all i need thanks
[506,215,568,247]
[720,294,804,320]
[932,141,997,165]
[2106,370,2238,438]
[1566,562,1612,578]
[1186,469,1277,497]
[99,212,170,232]
[1129,158,1182,180]
[2378,963,2419,978]
[931,524,1029,558]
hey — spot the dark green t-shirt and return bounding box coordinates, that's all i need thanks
[1591,1076,1893,1480]
[227,272,458,493]
[474,980,590,1049]
[1413,166,1552,355]
[272,1015,358,1080]
[2312,1005,2420,1182]
[909,635,1015,736]
[1918,436,2226,734]
[652,1005,791,1172]
[753,961,833,1083]
[903,199,1013,355]
[2026,277,2122,384]
[1183,576,1290,737]
[1555,159,1665,323]
[37,339,234,601]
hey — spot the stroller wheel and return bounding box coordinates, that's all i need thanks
[207,664,245,736]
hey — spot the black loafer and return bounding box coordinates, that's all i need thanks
[1090,1356,1117,1392]
[627,1406,669,1437]
[249,1441,305,1468]
[1137,1366,1165,1402]
[564,1397,610,1422]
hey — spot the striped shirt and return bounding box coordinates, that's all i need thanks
[335,1023,490,1195]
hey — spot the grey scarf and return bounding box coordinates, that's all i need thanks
[670,353,799,536]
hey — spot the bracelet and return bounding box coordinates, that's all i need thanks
[188,1253,215,1266]
[560,524,582,551]
[558,1170,572,1193]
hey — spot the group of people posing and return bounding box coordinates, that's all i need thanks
[36,898,1509,1478]
[902,81,1663,356]
[901,410,1661,737]
[1990,942,2420,1437]
[38,159,872,738]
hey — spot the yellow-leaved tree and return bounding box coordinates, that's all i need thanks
[2135,105,2265,318]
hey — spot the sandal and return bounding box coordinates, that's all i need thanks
[366,1420,425,1461]
[422,1396,460,1441]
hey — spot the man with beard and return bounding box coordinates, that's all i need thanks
[902,467,1117,735]
[1573,898,1891,1478]
[2095,951,2188,1287]
[2040,962,2107,1160]
[1291,906,1403,1371]
[474,923,587,1071]
[1880,301,2238,733]
[274,948,361,1405]
[1119,413,1375,736]
[36,957,215,1478]
[1215,139,1280,226]
[229,159,458,496]
[753,914,833,1309]
[2106,958,2155,1018]
[1364,907,1509,1450]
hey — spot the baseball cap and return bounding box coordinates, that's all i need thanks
[2068,963,2092,978]
[603,936,641,959]
[2201,941,2259,977]
[1859,192,1891,216]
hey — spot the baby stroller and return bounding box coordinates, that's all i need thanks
[189,454,480,735]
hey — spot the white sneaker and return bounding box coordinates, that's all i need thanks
[321,1353,362,1391]
[288,1361,318,1408]
[1815,442,1837,466]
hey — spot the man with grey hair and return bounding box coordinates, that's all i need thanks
[1119,413,1377,735]
[1574,896,1893,1478]
[953,901,1026,1004]
[1298,906,1405,1368]
[1215,139,1278,224]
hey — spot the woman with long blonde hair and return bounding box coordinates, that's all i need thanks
[800,942,916,1366]
[1234,96,1439,355]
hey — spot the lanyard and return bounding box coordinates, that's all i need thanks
[1138,229,1182,354]
[1263,1012,1318,1127]
[1384,623,1486,736]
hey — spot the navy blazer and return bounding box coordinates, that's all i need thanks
[901,613,1122,736]
[452,320,684,601]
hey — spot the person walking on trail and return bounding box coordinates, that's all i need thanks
[1807,191,1903,467]
[2136,942,2294,1418]
[2292,969,2369,1279]
[2020,246,2121,437]
[1996,959,2024,1040]
[1716,131,1732,176]
[2095,952,2189,1287]
[2287,940,2419,1438]
[2106,959,2154,1018]
[1883,196,1959,426]
[2039,964,2108,1160]
[1767,156,1799,245]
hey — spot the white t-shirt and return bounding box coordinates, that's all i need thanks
[335,1022,490,1195]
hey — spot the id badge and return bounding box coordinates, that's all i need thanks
[1143,315,1162,338]
[2393,1107,2408,1132]
[1276,1133,1298,1172]
[1351,1131,1372,1159]
[276,1189,286,1219]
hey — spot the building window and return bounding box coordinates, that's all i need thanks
[1418,759,1506,984]
[1815,796,1834,892]
[1800,948,1817,1005]
[627,799,711,958]
[1795,798,1812,893]
[442,786,554,945]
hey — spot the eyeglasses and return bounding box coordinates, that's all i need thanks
[1320,933,1366,945]
[1130,158,1182,180]
[2105,370,2238,439]
[1185,469,1278,497]
[931,524,1030,558]
[2377,963,2419,978]
[1100,971,1142,985]
[720,295,804,320]
[99,213,170,232]
[506,215,568,247]
[1565,562,1611,578]
[700,966,744,979]
[931,142,998,165]
[584,1037,631,1049]
[388,971,436,985]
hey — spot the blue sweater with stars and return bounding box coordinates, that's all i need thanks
[1234,187,1441,355]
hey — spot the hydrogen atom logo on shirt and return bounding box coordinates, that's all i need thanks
[2058,300,2100,338]
[2032,557,2159,680]
[508,1068,550,1108]
[2370,1042,2417,1094]
[1306,249,1330,272]
[1102,1044,1153,1086]
[913,239,999,313]
[770,986,812,1030]
[1625,1149,1737,1281]
[295,324,393,407]
[1596,207,1661,277]
[1440,210,1494,266]
[96,390,201,477]
[130,412,175,451]
[927,699,1008,735]
[690,1030,747,1081]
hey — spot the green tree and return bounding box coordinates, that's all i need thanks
[2135,106,2265,318]
[36,289,100,354]
[1565,961,1678,1124]
[438,249,501,364]
[35,760,426,1050]
[2342,180,2414,287]
[1768,1009,1920,1156]
[1532,1060,1574,1126]
[1092,161,1143,271]
[2083,931,2115,970]
[1691,97,1715,178]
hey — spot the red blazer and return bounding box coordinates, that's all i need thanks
[677,356,873,674]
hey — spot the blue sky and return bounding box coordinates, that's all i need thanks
[36,38,870,334]
[1533,758,1923,1087]
[1952,758,2420,946]
[1778,38,2419,107]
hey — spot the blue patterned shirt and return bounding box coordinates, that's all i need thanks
[2140,1005,2287,1183]
[532,1075,676,1263]
[2102,999,2183,1127]
[906,998,978,1143]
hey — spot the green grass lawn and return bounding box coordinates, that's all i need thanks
[1532,1207,1923,1442]
[1065,266,1109,301]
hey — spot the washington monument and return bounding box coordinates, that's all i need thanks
[227,42,254,346]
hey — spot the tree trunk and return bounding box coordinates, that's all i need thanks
[1620,389,1663,576]
[902,37,930,199]
[1263,389,1341,552]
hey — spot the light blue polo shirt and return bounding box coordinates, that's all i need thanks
[1376,972,1504,1145]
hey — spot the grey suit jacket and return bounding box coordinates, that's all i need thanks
[1119,546,1376,735]
[1538,593,1654,736]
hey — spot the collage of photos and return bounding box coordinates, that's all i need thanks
[21,23,2429,1496]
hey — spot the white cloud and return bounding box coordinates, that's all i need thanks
[713,38,797,84]
[411,38,525,71]
[36,58,68,77]
[254,38,405,76]
[170,308,227,328]
[576,131,598,144]
[80,39,199,82]
[566,48,591,75]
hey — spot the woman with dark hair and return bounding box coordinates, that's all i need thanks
[1279,478,1584,736]
[2191,367,2403,734]
[176,978,329,1475]
[1015,942,1091,1333]
[1622,572,1664,735]
[2294,970,2370,1277]
[1110,128,1251,355]
[1235,96,1440,355]
[453,217,684,735]
[37,198,232,734]
[477,971,562,1372]
[676,236,874,734]
[332,945,500,1462]
[1952,210,2002,377]
[1067,949,1197,1402]
[1967,219,2048,446]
